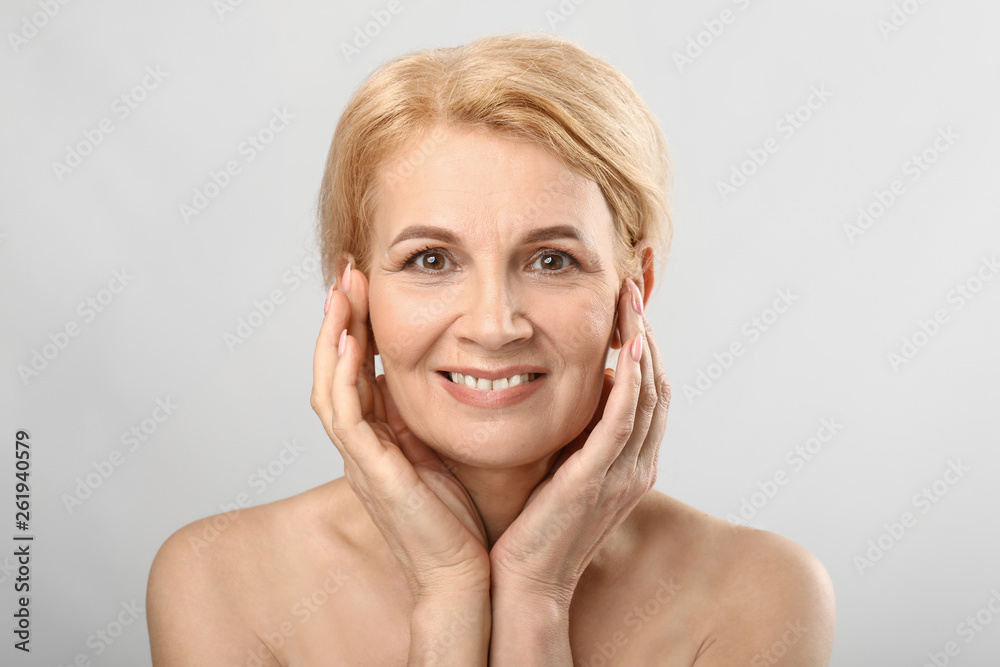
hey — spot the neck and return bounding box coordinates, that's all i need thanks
[446,451,561,549]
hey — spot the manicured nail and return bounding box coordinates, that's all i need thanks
[341,262,352,293]
[338,328,347,355]
[324,284,335,314]
[630,334,642,362]
[629,279,643,315]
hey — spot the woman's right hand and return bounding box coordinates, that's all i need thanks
[311,260,491,603]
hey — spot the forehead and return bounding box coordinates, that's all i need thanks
[371,123,614,247]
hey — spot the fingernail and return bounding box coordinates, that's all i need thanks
[341,262,352,293]
[338,328,347,355]
[630,334,642,362]
[629,279,643,315]
[324,284,335,314]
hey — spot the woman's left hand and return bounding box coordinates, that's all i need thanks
[488,277,671,604]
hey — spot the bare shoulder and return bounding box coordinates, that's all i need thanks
[635,492,836,665]
[146,480,357,666]
[708,524,835,664]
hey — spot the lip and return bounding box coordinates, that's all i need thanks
[437,370,546,408]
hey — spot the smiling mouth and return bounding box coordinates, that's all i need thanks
[438,371,544,391]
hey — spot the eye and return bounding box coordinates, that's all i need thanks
[530,250,579,272]
[401,247,580,274]
[402,247,452,272]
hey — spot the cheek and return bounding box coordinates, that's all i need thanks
[548,289,617,362]
[368,284,424,364]
[369,286,436,429]
[368,281,465,374]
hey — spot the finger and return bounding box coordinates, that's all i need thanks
[311,286,379,493]
[341,261,369,357]
[635,313,670,474]
[579,285,642,472]
[311,283,350,448]
[330,330,385,468]
[618,280,658,465]
[341,262,375,417]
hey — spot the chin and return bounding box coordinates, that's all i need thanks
[411,419,581,471]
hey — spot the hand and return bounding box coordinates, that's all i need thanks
[311,260,491,600]
[488,277,671,603]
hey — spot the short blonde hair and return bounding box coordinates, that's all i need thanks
[317,31,672,287]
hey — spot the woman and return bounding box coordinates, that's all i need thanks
[148,32,835,665]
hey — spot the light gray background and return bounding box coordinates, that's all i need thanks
[2,1,999,665]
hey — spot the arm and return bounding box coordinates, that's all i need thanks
[489,584,573,665]
[409,593,492,666]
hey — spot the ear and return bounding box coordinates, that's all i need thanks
[634,243,655,308]
[610,243,655,350]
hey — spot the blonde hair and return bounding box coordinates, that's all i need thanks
[317,31,672,287]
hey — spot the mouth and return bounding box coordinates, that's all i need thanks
[438,371,545,392]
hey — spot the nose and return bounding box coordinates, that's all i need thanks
[451,268,533,351]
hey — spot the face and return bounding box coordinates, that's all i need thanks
[367,123,624,468]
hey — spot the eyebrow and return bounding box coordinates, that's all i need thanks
[388,224,597,253]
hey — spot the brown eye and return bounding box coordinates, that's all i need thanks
[531,251,576,272]
[404,248,452,272]
[419,252,446,270]
[541,254,563,270]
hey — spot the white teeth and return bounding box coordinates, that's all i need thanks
[447,372,535,391]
